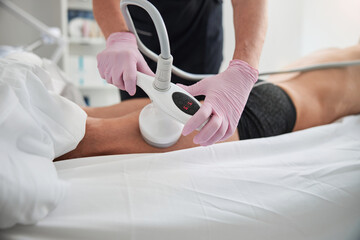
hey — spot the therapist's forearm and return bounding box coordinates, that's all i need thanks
[231,0,268,68]
[93,0,129,39]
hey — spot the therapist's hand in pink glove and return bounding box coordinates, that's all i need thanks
[177,60,258,146]
[97,32,154,95]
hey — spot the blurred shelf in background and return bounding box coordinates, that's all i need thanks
[60,0,119,106]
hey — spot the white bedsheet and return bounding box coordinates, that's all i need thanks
[1,115,360,240]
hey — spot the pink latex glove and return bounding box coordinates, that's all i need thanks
[97,32,154,95]
[177,60,258,146]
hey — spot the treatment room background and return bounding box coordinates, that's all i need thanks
[1,0,360,239]
[0,0,359,106]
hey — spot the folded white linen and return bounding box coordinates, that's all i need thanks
[1,115,359,240]
[0,58,87,229]
[5,51,85,105]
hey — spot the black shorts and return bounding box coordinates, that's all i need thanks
[237,80,297,140]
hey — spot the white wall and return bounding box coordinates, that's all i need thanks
[222,0,360,73]
[301,0,360,55]
[259,0,304,72]
[0,0,63,60]
[221,0,235,71]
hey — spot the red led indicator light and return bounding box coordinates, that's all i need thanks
[182,101,194,111]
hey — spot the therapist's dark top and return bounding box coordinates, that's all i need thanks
[121,0,223,101]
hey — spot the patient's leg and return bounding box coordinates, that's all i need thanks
[270,45,360,131]
[56,112,239,160]
[83,98,150,118]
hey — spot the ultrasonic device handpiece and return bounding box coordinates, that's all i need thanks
[120,0,206,148]
[136,72,203,148]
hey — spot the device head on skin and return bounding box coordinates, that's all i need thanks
[136,72,204,148]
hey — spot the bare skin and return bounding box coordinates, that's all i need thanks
[231,0,267,68]
[59,102,239,160]
[273,45,360,131]
[57,45,360,161]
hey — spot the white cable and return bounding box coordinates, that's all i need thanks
[121,0,174,90]
[120,0,171,60]
[258,60,360,76]
[120,0,214,82]
[120,0,360,82]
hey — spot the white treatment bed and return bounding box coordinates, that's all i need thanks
[1,114,360,240]
[1,2,359,235]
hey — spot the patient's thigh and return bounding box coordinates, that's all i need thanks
[83,98,151,118]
